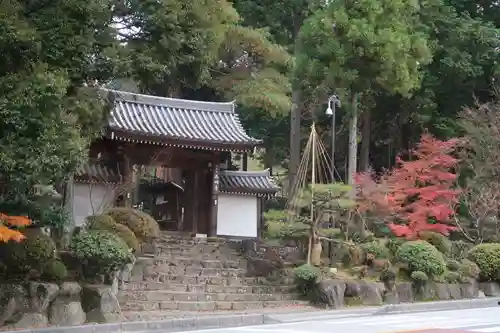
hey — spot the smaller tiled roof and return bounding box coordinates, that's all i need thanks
[102,89,262,151]
[219,170,280,196]
[74,163,121,184]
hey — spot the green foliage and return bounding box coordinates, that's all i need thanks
[443,271,461,283]
[446,259,460,271]
[106,208,160,240]
[86,214,139,251]
[294,264,320,296]
[0,229,56,278]
[385,238,405,257]
[457,259,480,280]
[380,268,397,284]
[410,271,429,284]
[361,240,390,259]
[450,241,473,261]
[41,260,68,283]
[419,231,451,254]
[396,241,446,277]
[69,230,132,280]
[468,243,500,281]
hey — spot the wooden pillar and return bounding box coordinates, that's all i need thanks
[183,170,194,233]
[208,162,220,237]
[192,169,200,234]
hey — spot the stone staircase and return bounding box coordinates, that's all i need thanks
[119,232,306,321]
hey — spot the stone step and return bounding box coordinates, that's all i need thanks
[153,257,247,269]
[156,250,243,261]
[118,290,299,302]
[142,267,246,280]
[120,281,296,293]
[121,278,295,293]
[121,300,309,312]
[155,245,241,256]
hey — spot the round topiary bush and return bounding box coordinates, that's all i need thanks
[86,214,139,251]
[69,230,132,281]
[419,231,451,254]
[396,240,446,277]
[361,240,390,259]
[41,260,68,282]
[0,228,56,277]
[443,270,461,283]
[294,264,320,296]
[446,259,460,271]
[410,270,428,284]
[106,208,160,240]
[468,243,500,281]
[85,214,116,229]
[458,259,480,280]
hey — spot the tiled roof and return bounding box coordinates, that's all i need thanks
[102,89,262,150]
[219,170,280,196]
[74,163,121,184]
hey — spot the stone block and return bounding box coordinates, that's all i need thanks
[216,301,233,310]
[159,301,178,310]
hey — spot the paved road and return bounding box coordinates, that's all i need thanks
[183,307,500,333]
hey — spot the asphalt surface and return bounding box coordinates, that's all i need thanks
[179,307,500,333]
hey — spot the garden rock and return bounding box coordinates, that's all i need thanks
[12,313,48,329]
[0,284,29,326]
[49,282,85,326]
[317,279,346,308]
[29,282,59,312]
[81,284,123,323]
[479,282,500,296]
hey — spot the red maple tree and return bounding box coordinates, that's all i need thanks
[356,133,461,239]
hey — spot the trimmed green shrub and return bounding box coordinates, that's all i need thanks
[106,208,160,240]
[458,258,480,280]
[410,270,428,284]
[294,264,320,296]
[385,238,405,257]
[87,214,139,251]
[41,260,68,282]
[450,240,473,260]
[86,214,115,229]
[396,240,446,277]
[446,259,460,271]
[468,243,500,281]
[0,228,56,277]
[361,240,390,259]
[443,271,461,283]
[69,230,132,280]
[419,231,451,254]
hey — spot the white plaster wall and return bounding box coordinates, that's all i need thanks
[217,194,257,238]
[72,183,116,227]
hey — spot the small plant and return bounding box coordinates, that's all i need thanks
[294,264,320,296]
[410,270,428,284]
[106,208,160,240]
[458,259,480,280]
[446,259,460,271]
[41,260,68,282]
[69,230,132,281]
[361,240,390,259]
[396,240,446,277]
[419,231,451,254]
[443,270,461,283]
[87,214,139,251]
[450,240,473,261]
[468,243,500,281]
[380,268,397,284]
[0,228,56,278]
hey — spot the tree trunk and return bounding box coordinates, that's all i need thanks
[288,88,301,199]
[359,109,371,172]
[348,93,365,237]
[347,93,358,186]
